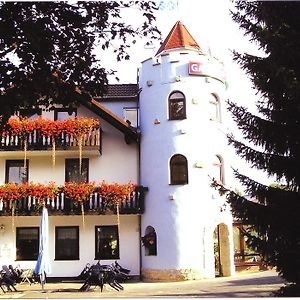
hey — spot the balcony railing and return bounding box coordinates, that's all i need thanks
[0,186,146,216]
[0,128,101,152]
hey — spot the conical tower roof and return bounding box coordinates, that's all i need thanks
[155,21,202,56]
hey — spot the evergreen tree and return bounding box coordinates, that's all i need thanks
[213,1,300,294]
[0,1,160,123]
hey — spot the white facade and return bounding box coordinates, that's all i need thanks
[139,50,235,280]
[0,21,237,281]
[0,105,141,277]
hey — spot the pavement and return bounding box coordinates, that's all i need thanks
[0,270,285,298]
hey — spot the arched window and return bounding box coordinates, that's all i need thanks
[212,155,224,184]
[170,154,188,185]
[142,226,157,256]
[209,93,221,122]
[168,91,186,120]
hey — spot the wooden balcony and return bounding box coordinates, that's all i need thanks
[0,186,147,216]
[0,128,102,153]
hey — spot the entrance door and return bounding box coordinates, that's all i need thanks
[214,225,222,276]
[214,223,231,277]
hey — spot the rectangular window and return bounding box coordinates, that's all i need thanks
[54,109,77,121]
[95,226,119,260]
[65,158,89,183]
[123,107,138,127]
[55,226,79,260]
[5,160,28,184]
[16,227,39,260]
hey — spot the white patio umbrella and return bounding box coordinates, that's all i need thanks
[34,206,51,291]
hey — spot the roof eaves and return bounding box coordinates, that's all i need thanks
[75,88,140,144]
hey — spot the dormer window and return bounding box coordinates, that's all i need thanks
[168,91,186,120]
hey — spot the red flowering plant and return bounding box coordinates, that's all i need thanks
[7,117,36,137]
[62,118,99,137]
[0,183,21,202]
[35,117,62,137]
[0,182,59,208]
[63,182,96,203]
[3,116,100,168]
[0,183,23,210]
[27,182,59,203]
[4,116,99,138]
[99,181,135,209]
[0,181,136,213]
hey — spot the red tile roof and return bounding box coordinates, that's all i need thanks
[155,21,202,56]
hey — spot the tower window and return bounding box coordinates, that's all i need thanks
[168,91,186,120]
[212,155,224,184]
[170,154,188,185]
[209,94,221,122]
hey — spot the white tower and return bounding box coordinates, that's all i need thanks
[139,21,235,281]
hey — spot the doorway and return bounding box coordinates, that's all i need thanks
[214,223,231,277]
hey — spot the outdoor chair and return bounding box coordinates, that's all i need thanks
[77,263,90,281]
[0,267,17,293]
[20,269,36,285]
[79,261,131,292]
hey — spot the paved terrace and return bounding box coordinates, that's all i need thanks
[0,270,285,298]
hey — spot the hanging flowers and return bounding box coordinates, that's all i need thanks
[3,116,100,168]
[0,183,21,201]
[7,117,36,136]
[27,182,59,203]
[63,182,96,203]
[63,181,96,228]
[141,232,156,248]
[100,181,135,232]
[0,181,136,218]
[0,182,59,203]
[62,118,100,173]
[5,116,100,137]
[7,117,35,173]
[100,181,135,209]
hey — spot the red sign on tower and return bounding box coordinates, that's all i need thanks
[188,62,203,75]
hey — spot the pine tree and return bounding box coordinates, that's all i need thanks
[213,1,300,294]
[0,1,160,123]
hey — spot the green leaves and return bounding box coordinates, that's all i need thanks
[0,1,161,121]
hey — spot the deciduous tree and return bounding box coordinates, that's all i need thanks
[0,1,160,122]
